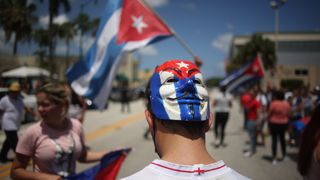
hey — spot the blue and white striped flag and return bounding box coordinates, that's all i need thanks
[220,55,264,93]
[66,0,172,109]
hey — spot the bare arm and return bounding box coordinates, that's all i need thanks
[11,153,62,180]
[78,150,108,163]
[78,97,87,123]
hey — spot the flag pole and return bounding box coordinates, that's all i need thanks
[140,0,202,66]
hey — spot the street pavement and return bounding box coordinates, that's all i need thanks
[0,90,302,180]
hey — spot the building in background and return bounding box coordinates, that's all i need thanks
[230,32,320,90]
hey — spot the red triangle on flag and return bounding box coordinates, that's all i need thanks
[117,0,172,45]
[244,55,264,77]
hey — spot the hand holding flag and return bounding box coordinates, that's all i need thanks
[66,148,132,180]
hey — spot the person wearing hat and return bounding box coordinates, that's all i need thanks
[0,82,32,163]
[122,60,249,179]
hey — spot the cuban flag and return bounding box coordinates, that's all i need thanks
[66,0,173,109]
[220,55,264,93]
[66,148,132,180]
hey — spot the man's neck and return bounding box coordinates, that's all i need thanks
[158,135,216,165]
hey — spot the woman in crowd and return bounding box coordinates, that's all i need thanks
[268,90,291,165]
[212,86,232,147]
[297,104,320,180]
[10,83,107,179]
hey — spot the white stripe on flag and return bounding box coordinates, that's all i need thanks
[71,9,122,95]
[226,75,253,92]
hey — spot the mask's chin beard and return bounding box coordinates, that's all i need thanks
[166,92,204,101]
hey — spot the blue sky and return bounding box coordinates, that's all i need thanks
[1,0,320,78]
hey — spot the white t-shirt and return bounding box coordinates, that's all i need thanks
[213,91,232,112]
[122,159,250,180]
[0,95,24,130]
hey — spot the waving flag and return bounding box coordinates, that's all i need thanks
[66,0,173,109]
[220,55,264,93]
[66,148,132,180]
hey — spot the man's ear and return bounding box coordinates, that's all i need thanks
[145,109,154,134]
[205,112,214,132]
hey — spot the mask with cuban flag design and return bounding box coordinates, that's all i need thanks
[149,60,210,121]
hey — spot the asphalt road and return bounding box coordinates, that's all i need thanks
[0,91,302,180]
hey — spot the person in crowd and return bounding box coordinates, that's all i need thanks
[0,82,34,163]
[68,88,87,124]
[297,104,320,180]
[212,86,232,148]
[240,91,251,130]
[268,90,291,165]
[256,86,269,146]
[289,88,305,146]
[243,89,261,157]
[122,60,249,179]
[120,81,131,113]
[10,83,107,179]
[312,85,320,106]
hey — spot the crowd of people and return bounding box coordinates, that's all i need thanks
[0,59,319,179]
[210,83,320,178]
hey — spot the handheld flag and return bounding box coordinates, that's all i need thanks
[220,55,264,93]
[66,148,132,180]
[66,0,173,109]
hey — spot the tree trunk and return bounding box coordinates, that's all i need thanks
[13,35,18,55]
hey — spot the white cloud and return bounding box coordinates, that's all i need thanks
[212,33,233,54]
[137,45,158,56]
[39,14,70,27]
[144,0,169,8]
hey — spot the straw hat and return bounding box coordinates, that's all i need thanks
[8,82,21,92]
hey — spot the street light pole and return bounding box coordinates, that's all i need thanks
[270,0,287,61]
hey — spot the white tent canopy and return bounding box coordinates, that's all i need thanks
[1,66,50,78]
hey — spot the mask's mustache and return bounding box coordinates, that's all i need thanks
[167,92,207,101]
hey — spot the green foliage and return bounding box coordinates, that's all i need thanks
[227,33,276,73]
[205,77,223,88]
[280,79,304,91]
[0,0,37,54]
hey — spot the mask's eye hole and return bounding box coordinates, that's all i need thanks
[193,78,202,85]
[164,77,177,84]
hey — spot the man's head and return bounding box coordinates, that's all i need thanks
[8,82,21,99]
[145,60,212,156]
[147,60,210,121]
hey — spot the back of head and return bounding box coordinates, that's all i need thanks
[36,82,69,105]
[145,60,210,137]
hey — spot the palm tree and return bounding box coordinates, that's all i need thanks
[33,28,50,68]
[57,22,76,66]
[0,0,37,55]
[227,33,276,73]
[74,12,91,59]
[38,0,71,78]
[90,17,100,37]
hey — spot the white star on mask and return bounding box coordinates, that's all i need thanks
[176,61,189,69]
[131,15,148,34]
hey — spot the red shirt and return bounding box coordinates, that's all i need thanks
[241,92,251,108]
[246,98,261,121]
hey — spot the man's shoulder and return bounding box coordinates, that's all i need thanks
[120,159,251,180]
